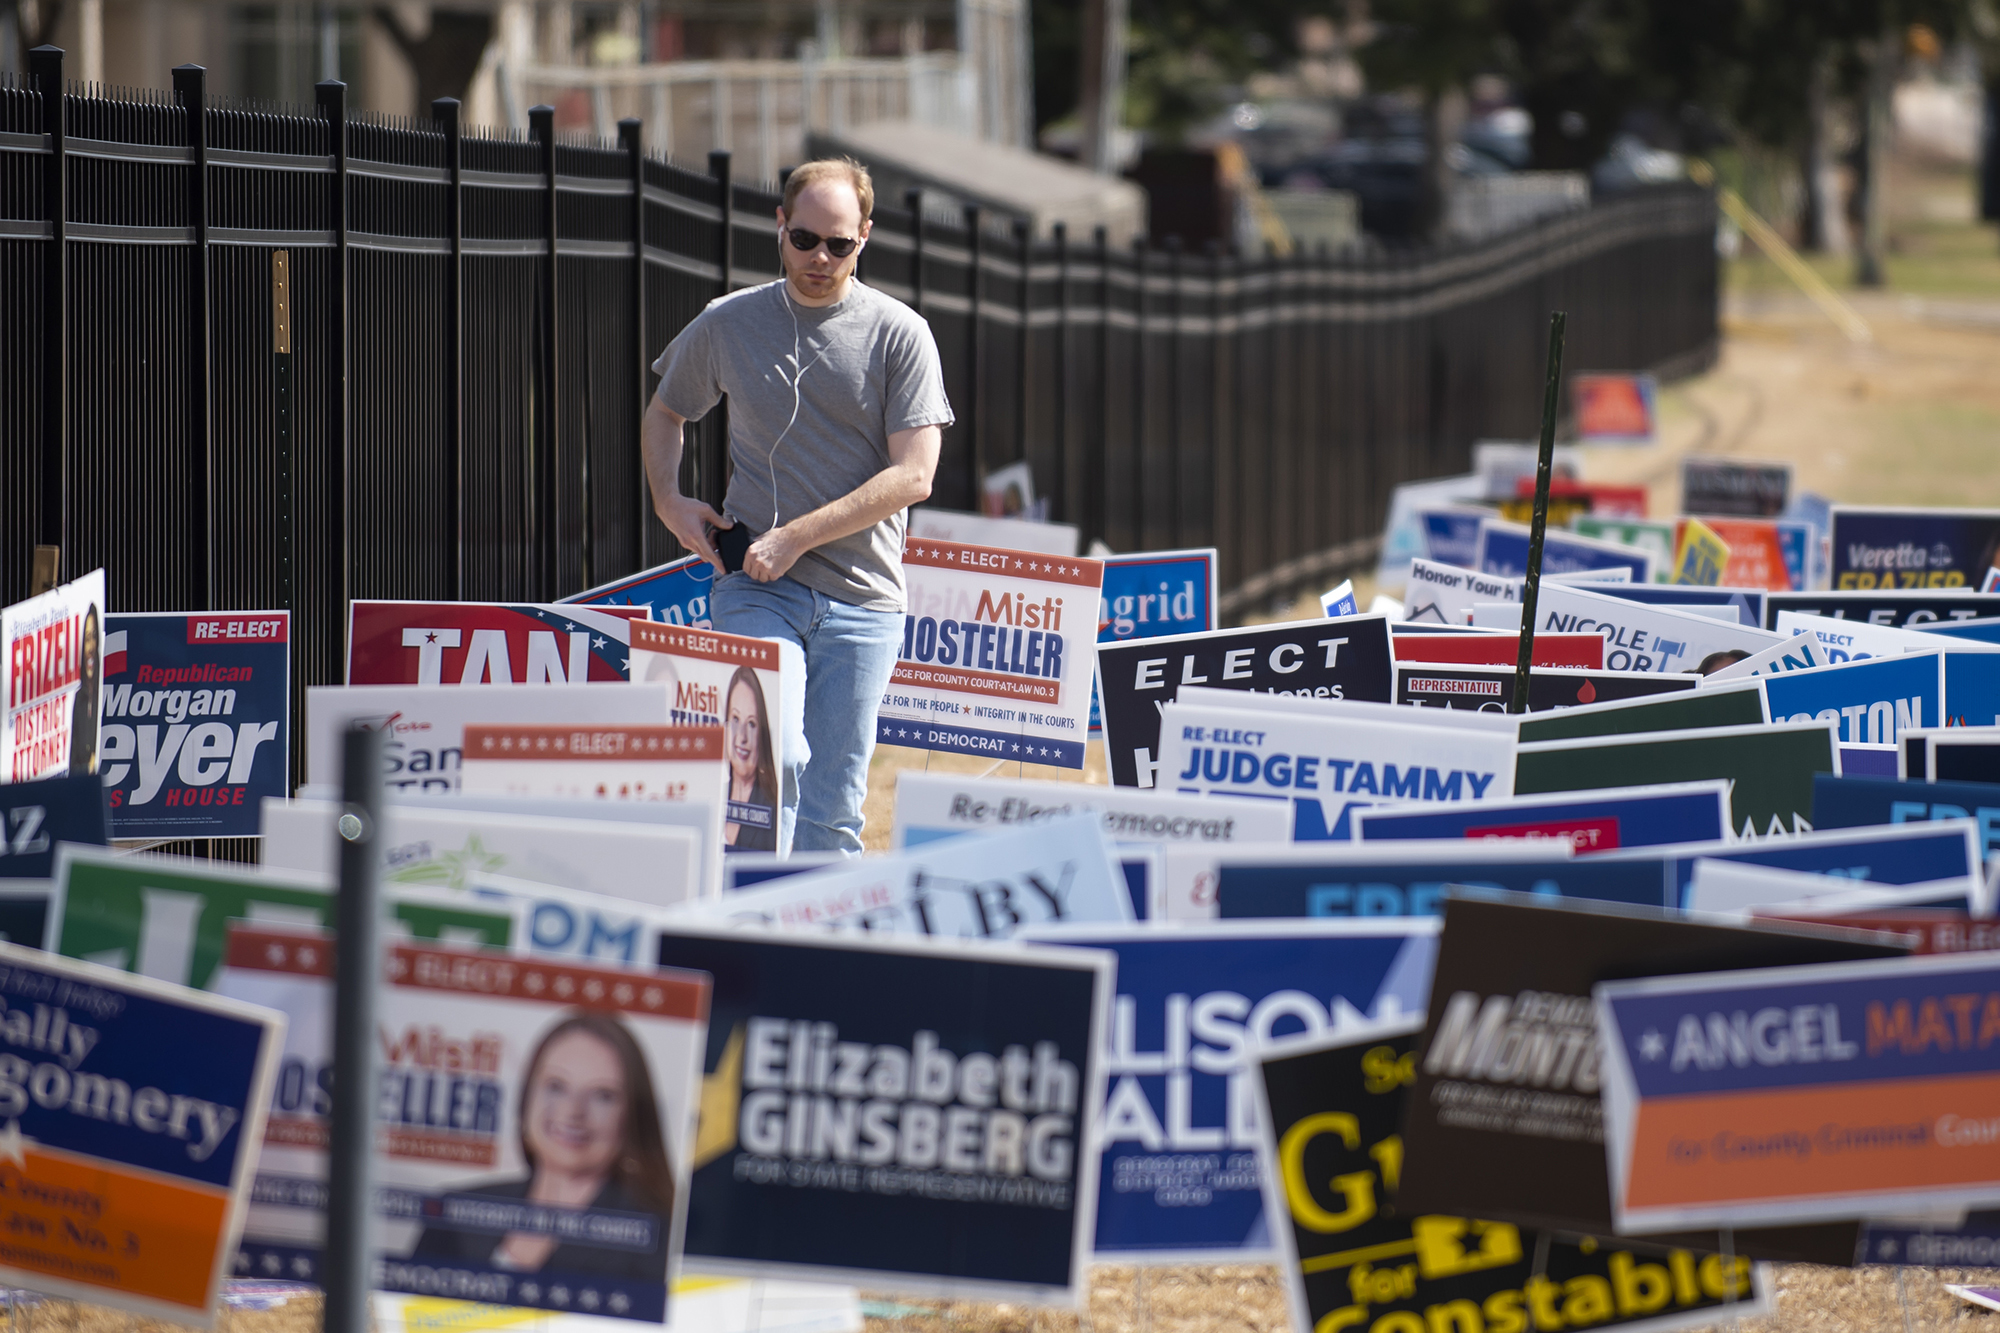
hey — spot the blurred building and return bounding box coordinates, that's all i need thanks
[0,0,1033,181]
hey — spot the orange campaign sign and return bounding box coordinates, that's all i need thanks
[1573,373,1658,444]
[0,941,282,1325]
[1599,951,2000,1231]
[1686,518,1813,592]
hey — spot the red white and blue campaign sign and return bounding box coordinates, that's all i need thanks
[1090,549,1217,735]
[1016,920,1435,1262]
[0,772,106,881]
[1813,774,2000,862]
[882,540,1103,769]
[348,601,639,684]
[563,554,717,628]
[99,612,290,839]
[1763,590,2000,630]
[0,940,284,1324]
[1351,783,1730,853]
[1598,951,2000,1231]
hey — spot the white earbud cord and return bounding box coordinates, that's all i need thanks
[764,281,828,532]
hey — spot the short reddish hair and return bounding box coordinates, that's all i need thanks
[782,157,874,221]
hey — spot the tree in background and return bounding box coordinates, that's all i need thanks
[1359,0,1495,237]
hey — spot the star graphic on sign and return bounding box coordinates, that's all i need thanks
[298,945,320,970]
[0,1119,36,1167]
[425,631,439,644]
[563,621,576,632]
[593,635,606,649]
[265,941,288,966]
[1639,1029,1666,1062]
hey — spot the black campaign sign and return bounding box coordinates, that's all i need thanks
[1096,617,1394,788]
[1396,895,1905,1264]
[656,927,1107,1298]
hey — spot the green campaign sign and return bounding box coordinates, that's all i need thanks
[1516,720,1836,839]
[53,847,518,992]
[1516,682,1768,744]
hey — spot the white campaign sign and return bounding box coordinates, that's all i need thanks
[305,682,675,792]
[891,770,1293,850]
[880,539,1104,768]
[1173,686,1519,734]
[261,796,705,910]
[1775,611,1970,663]
[1702,631,1831,683]
[1485,580,1780,674]
[2,568,106,783]
[908,509,1082,556]
[675,810,1133,937]
[1401,559,1519,626]
[1156,700,1516,841]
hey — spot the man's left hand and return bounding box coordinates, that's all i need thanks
[744,526,804,582]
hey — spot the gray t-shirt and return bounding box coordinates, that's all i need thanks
[652,278,954,612]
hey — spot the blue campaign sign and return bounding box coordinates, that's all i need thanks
[1640,822,1984,908]
[1830,507,2000,589]
[1860,1213,2000,1266]
[1918,616,2000,646]
[562,553,715,625]
[1350,783,1728,851]
[100,613,290,839]
[1587,585,1765,628]
[1016,921,1434,1261]
[1944,651,2000,727]
[1761,652,1942,746]
[1839,745,1900,776]
[1478,521,1653,582]
[1212,847,1676,917]
[0,772,106,879]
[1814,773,2000,861]
[1419,510,1483,567]
[1090,549,1218,734]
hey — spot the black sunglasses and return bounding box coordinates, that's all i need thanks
[786,226,860,259]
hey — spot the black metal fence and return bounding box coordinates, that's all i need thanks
[1,49,1719,701]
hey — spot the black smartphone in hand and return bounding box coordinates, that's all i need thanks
[712,521,751,573]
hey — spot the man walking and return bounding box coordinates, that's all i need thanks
[643,158,952,854]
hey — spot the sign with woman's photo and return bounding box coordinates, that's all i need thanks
[879,539,1104,770]
[2,568,105,783]
[218,925,712,1323]
[627,622,786,854]
[653,923,1112,1301]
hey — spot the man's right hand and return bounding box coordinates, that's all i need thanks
[656,491,733,575]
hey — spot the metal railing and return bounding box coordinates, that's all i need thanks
[0,51,1720,767]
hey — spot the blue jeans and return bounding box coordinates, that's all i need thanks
[710,572,902,855]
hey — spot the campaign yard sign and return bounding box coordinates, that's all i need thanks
[680,810,1131,937]
[1698,519,1811,592]
[1683,458,1792,518]
[563,553,717,627]
[1813,774,2000,861]
[1394,895,1905,1263]
[0,940,284,1325]
[1251,1020,1769,1333]
[652,924,1112,1300]
[1574,372,1658,443]
[1394,630,1607,669]
[879,539,1103,769]
[1589,584,1765,627]
[1516,681,1769,743]
[459,723,722,805]
[1420,509,1487,567]
[1091,549,1218,734]
[1403,559,1521,626]
[2,569,105,783]
[304,682,676,794]
[1396,664,1695,713]
[98,612,289,839]
[1478,519,1657,584]
[1351,783,1732,854]
[890,770,1290,851]
[1573,517,1679,582]
[0,773,106,881]
[51,846,519,992]
[1830,507,2000,589]
[1497,581,1780,674]
[1764,590,2000,630]
[348,601,639,685]
[1014,920,1437,1262]
[1203,844,1685,920]
[1649,821,1988,911]
[1096,618,1395,789]
[1155,700,1515,840]
[1598,951,2000,1231]
[1759,652,1941,747]
[629,622,787,851]
[1517,720,1837,840]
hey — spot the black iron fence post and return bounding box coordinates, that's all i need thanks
[1130,234,1146,549]
[432,97,465,599]
[1165,235,1182,548]
[705,149,733,513]
[315,79,350,640]
[1013,219,1030,478]
[620,118,648,573]
[964,204,983,503]
[28,46,65,559]
[173,64,213,608]
[530,105,559,600]
[905,187,924,319]
[1093,225,1109,548]
[1052,221,1069,530]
